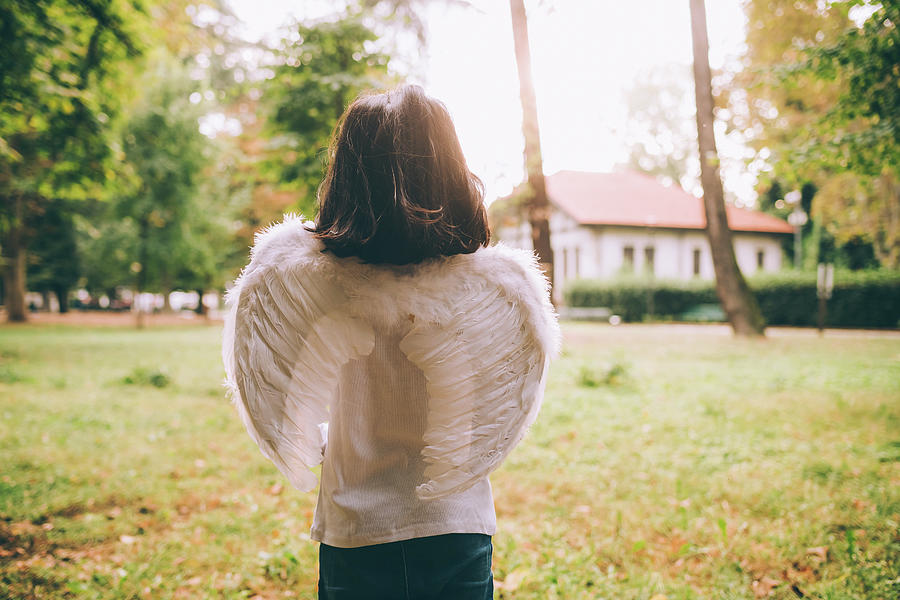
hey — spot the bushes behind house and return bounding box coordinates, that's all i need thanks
[564,270,900,328]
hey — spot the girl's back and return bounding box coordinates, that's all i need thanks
[223,85,558,598]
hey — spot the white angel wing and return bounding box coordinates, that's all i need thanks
[399,272,555,501]
[223,264,374,492]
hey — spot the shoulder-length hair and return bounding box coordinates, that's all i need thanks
[312,84,490,265]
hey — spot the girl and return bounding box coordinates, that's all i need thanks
[223,84,558,599]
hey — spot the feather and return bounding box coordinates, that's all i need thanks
[223,216,559,496]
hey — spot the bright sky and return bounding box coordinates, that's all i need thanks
[227,0,752,204]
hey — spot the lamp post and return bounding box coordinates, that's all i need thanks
[785,191,807,269]
[817,263,834,336]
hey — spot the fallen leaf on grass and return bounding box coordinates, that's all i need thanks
[119,535,138,545]
[851,498,870,511]
[267,483,284,496]
[805,546,828,562]
[650,595,668,600]
[751,576,781,598]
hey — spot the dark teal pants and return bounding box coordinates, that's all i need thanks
[318,533,493,600]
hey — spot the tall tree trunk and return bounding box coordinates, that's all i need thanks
[194,288,208,317]
[2,194,28,322]
[54,285,70,313]
[689,0,765,336]
[509,0,554,299]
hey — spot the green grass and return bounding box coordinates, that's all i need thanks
[1,323,898,599]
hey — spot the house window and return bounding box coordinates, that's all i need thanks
[574,247,580,278]
[623,246,634,271]
[562,248,569,280]
[693,248,701,277]
[756,249,765,270]
[644,246,655,275]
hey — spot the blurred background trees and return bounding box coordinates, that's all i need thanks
[0,0,143,321]
[0,0,398,322]
[0,0,896,323]
[734,0,899,270]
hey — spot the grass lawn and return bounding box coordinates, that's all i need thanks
[1,322,898,599]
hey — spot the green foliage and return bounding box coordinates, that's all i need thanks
[565,270,900,328]
[753,269,900,328]
[576,360,629,388]
[25,198,80,307]
[108,59,228,295]
[735,0,850,186]
[264,12,394,216]
[738,1,900,269]
[120,366,171,388]
[566,276,718,323]
[795,1,900,178]
[620,65,699,192]
[0,0,144,197]
[0,0,146,321]
[75,200,139,294]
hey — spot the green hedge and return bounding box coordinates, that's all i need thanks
[564,270,900,328]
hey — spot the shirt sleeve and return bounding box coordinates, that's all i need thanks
[399,254,558,500]
[222,263,374,492]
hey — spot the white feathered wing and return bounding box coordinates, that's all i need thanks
[223,261,374,492]
[223,218,558,499]
[399,251,557,500]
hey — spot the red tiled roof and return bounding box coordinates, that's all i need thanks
[544,170,793,234]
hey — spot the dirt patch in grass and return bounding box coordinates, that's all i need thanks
[0,490,228,567]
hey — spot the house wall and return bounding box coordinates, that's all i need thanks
[495,220,785,301]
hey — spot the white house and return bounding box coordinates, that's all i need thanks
[493,171,793,299]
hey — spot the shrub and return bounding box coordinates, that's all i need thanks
[564,270,900,328]
[121,367,171,388]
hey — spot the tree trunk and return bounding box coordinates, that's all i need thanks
[194,288,208,317]
[54,285,70,313]
[509,0,554,299]
[2,194,28,322]
[689,0,765,336]
[161,281,172,313]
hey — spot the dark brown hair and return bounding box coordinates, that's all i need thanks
[312,85,490,264]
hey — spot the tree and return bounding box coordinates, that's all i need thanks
[0,0,143,321]
[797,1,900,267]
[814,172,899,268]
[735,0,899,269]
[798,1,900,178]
[690,0,765,336]
[509,0,554,296]
[26,198,79,312]
[620,65,700,192]
[264,12,394,217]
[113,61,212,325]
[733,0,849,185]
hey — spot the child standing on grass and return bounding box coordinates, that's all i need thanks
[223,84,558,600]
